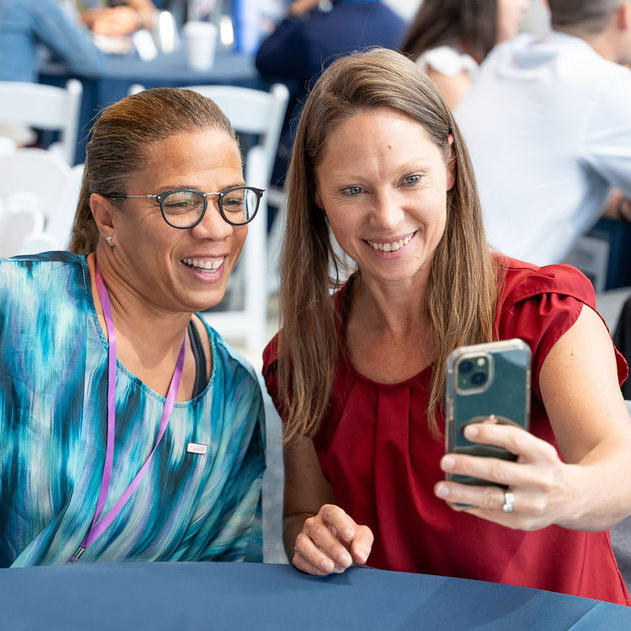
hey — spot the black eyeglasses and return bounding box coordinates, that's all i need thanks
[104,186,264,229]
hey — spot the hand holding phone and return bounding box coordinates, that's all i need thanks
[445,339,531,487]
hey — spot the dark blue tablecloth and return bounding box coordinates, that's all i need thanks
[39,48,268,163]
[1,562,629,630]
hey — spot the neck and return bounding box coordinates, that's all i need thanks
[351,273,427,336]
[554,22,622,63]
[88,251,191,363]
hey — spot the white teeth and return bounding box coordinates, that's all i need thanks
[182,257,224,271]
[367,233,414,252]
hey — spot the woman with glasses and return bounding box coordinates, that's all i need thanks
[262,49,631,604]
[0,87,265,567]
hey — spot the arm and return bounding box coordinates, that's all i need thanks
[425,67,473,110]
[435,305,631,531]
[283,436,374,574]
[33,0,105,77]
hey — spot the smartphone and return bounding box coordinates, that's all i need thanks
[445,338,531,487]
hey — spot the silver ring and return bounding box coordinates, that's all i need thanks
[502,490,515,513]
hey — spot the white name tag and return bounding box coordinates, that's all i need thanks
[187,442,208,455]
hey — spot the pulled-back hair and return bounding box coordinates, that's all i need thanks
[549,0,624,35]
[277,48,501,440]
[401,0,498,64]
[70,88,236,254]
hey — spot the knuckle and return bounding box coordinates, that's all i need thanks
[481,486,500,509]
[319,504,336,522]
[488,460,509,484]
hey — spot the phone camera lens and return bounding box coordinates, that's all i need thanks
[471,371,487,385]
[459,360,474,374]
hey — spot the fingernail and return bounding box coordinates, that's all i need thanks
[338,551,352,567]
[355,548,368,563]
[435,483,449,499]
[441,456,455,471]
[464,424,478,438]
[341,528,353,541]
[320,559,333,573]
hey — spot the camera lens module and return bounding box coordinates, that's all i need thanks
[471,371,488,386]
[459,360,474,374]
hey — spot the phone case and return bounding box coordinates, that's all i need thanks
[445,338,531,486]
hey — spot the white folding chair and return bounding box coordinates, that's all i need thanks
[0,148,75,253]
[184,83,289,351]
[0,79,82,165]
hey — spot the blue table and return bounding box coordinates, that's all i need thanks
[0,562,629,630]
[39,48,268,163]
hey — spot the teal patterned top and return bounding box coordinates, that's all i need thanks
[0,252,265,567]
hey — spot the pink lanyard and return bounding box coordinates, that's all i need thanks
[69,261,187,563]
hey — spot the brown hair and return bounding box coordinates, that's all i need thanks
[549,0,623,35]
[401,0,498,64]
[277,48,501,441]
[70,87,236,254]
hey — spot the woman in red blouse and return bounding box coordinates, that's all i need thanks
[262,48,631,605]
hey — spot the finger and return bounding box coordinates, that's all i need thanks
[462,422,558,463]
[293,530,337,575]
[440,451,533,488]
[303,515,353,569]
[318,504,359,543]
[350,525,374,565]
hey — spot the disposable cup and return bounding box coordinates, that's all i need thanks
[183,21,218,71]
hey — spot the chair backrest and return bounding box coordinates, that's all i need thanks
[0,79,82,165]
[184,83,289,185]
[0,148,75,253]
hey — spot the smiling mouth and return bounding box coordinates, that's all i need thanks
[182,257,225,272]
[366,231,416,252]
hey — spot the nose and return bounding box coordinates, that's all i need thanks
[371,188,405,231]
[190,198,234,240]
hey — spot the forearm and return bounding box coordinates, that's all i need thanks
[559,437,631,531]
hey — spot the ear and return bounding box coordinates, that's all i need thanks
[618,1,631,29]
[90,193,116,240]
[446,134,456,191]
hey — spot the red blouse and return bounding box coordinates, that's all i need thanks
[263,259,630,605]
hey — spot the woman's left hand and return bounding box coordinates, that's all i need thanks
[434,419,574,530]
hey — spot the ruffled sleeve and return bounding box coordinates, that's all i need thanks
[415,45,479,77]
[496,258,628,397]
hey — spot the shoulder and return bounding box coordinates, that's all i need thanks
[498,256,595,310]
[495,257,603,391]
[0,251,88,291]
[416,46,479,77]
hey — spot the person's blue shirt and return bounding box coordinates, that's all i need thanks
[255,0,405,84]
[0,0,105,82]
[255,0,406,185]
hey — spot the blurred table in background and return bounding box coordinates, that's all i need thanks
[1,561,630,630]
[39,48,268,164]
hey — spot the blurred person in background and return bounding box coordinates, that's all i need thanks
[456,0,631,266]
[0,0,104,145]
[0,0,104,82]
[77,0,157,35]
[255,0,406,187]
[401,0,531,109]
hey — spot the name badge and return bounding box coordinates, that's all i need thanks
[187,442,207,455]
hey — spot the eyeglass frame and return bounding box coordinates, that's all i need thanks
[103,186,265,229]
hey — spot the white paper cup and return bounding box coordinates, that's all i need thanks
[183,21,218,71]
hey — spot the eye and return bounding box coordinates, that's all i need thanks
[342,185,364,196]
[403,174,421,186]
